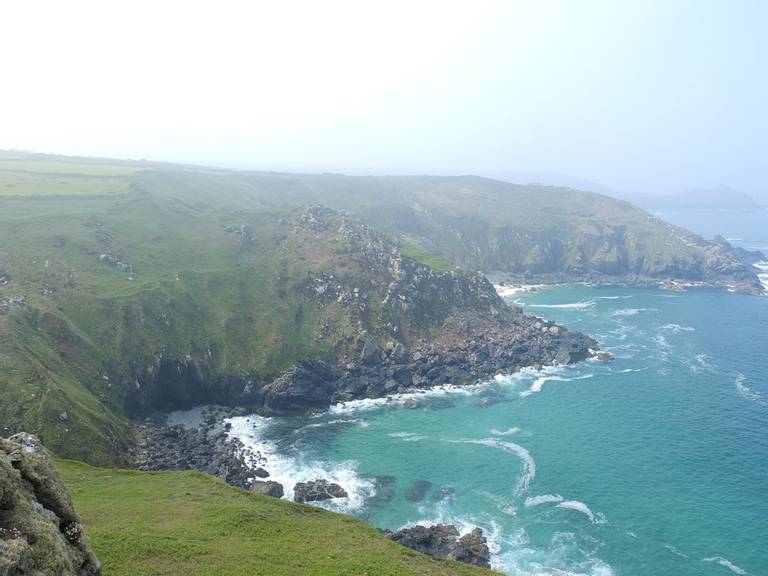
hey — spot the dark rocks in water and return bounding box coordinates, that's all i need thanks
[370,475,397,504]
[450,528,492,567]
[0,433,101,575]
[293,479,348,503]
[249,480,284,499]
[384,524,490,569]
[595,350,614,362]
[405,479,432,502]
[252,467,269,478]
[431,486,455,501]
[402,398,418,409]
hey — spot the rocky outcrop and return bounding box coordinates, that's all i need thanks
[250,480,284,498]
[293,480,348,503]
[0,433,101,575]
[133,408,255,489]
[261,362,340,414]
[384,524,491,568]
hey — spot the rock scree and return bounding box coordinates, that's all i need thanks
[0,433,101,575]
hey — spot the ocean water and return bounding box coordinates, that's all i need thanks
[653,207,768,253]
[226,209,768,575]
[228,284,768,575]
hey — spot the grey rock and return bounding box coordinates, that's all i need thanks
[293,479,348,503]
[0,433,101,575]
[384,524,491,568]
[249,480,284,499]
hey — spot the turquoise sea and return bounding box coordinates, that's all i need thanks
[228,210,768,575]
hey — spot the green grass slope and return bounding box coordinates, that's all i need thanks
[57,460,496,576]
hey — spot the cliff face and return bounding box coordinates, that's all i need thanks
[4,155,752,466]
[0,433,101,575]
[0,198,596,465]
[121,206,597,417]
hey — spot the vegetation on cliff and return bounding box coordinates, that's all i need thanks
[0,152,758,466]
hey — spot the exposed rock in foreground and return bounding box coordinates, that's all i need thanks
[384,524,491,568]
[0,433,101,575]
[250,480,284,499]
[293,479,348,503]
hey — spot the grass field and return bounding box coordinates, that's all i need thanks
[58,460,496,576]
[0,157,140,196]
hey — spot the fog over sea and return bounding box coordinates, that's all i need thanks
[227,208,768,576]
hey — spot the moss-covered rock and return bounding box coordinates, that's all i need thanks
[0,433,100,575]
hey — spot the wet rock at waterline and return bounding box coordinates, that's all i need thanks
[384,524,491,568]
[293,479,349,503]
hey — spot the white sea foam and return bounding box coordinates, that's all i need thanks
[703,556,748,575]
[387,431,426,442]
[296,418,367,432]
[524,494,563,507]
[527,300,595,310]
[491,427,521,436]
[734,374,767,407]
[611,307,657,317]
[520,373,594,397]
[595,295,633,300]
[687,353,716,374]
[662,323,696,333]
[224,415,374,513]
[326,365,564,416]
[664,543,689,559]
[557,500,607,524]
[493,531,615,576]
[493,283,547,298]
[327,379,497,416]
[654,334,671,349]
[463,439,536,496]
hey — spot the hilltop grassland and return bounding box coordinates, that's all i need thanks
[58,460,497,576]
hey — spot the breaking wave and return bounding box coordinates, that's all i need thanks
[520,373,594,397]
[491,427,521,436]
[611,307,657,317]
[735,374,767,407]
[462,439,536,496]
[703,556,748,575]
[224,415,374,513]
[526,300,595,310]
[524,494,563,507]
[662,323,695,333]
[388,431,426,442]
[557,500,607,524]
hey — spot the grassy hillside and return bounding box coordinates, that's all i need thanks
[57,460,496,576]
[0,152,759,465]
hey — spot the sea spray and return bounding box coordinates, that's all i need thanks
[224,415,374,513]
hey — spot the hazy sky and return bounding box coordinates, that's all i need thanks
[1,0,766,197]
